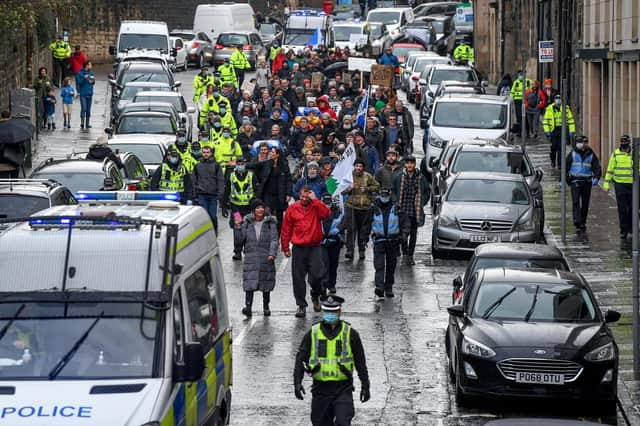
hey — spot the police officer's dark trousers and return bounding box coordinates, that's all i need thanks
[374,240,399,291]
[292,245,325,307]
[345,207,372,254]
[570,179,592,227]
[322,241,342,293]
[311,386,354,426]
[514,100,523,126]
[400,214,418,256]
[229,204,251,255]
[549,129,562,167]
[614,182,633,234]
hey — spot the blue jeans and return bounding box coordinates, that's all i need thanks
[198,194,218,232]
[80,94,92,118]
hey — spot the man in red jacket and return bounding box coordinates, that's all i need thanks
[69,45,87,93]
[281,185,332,318]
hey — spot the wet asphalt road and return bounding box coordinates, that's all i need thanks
[33,66,622,425]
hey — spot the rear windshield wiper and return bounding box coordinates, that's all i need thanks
[481,287,516,319]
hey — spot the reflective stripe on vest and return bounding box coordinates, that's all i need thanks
[229,171,254,206]
[569,151,593,179]
[159,163,186,192]
[372,205,400,240]
[52,42,69,59]
[308,322,354,382]
[607,150,633,184]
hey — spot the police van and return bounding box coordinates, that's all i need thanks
[283,10,334,52]
[0,192,232,425]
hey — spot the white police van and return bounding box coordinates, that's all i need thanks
[0,192,232,425]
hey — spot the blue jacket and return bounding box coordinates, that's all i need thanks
[76,70,95,96]
[378,53,399,67]
[61,86,74,104]
[293,176,327,200]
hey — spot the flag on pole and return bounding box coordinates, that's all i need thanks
[355,91,368,129]
[326,142,356,213]
[308,28,324,48]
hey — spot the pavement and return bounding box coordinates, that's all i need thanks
[28,67,640,425]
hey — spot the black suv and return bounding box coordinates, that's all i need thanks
[0,179,77,220]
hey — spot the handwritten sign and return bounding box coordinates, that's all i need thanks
[348,57,376,72]
[370,64,394,87]
[311,72,324,88]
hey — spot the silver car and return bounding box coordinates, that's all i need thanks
[213,30,266,70]
[132,91,196,140]
[432,172,543,258]
[170,30,215,68]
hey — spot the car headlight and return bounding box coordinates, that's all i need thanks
[438,215,456,228]
[429,132,446,148]
[462,336,496,358]
[585,342,616,362]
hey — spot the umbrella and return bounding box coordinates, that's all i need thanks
[322,61,348,78]
[0,118,35,145]
[250,140,284,157]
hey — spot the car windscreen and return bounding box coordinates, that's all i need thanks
[30,173,105,193]
[133,95,185,112]
[405,28,434,44]
[369,24,384,38]
[218,33,249,46]
[171,33,195,42]
[452,151,533,176]
[0,302,160,379]
[334,27,362,42]
[120,86,167,101]
[121,72,171,85]
[472,282,597,322]
[0,195,50,219]
[117,116,176,135]
[393,47,425,59]
[368,11,401,25]
[284,31,314,45]
[428,21,444,34]
[259,24,277,35]
[430,69,476,86]
[433,102,507,129]
[414,58,442,73]
[472,258,569,277]
[447,179,530,205]
[119,34,168,53]
[110,144,164,164]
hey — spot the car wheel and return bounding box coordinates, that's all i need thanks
[446,336,455,383]
[182,59,188,71]
[198,53,205,68]
[408,92,414,104]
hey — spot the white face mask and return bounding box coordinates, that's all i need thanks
[575,143,584,150]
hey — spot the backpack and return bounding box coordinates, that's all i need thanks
[526,90,539,108]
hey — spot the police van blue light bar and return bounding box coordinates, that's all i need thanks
[76,191,181,202]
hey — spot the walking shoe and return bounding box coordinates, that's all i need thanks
[241,306,252,318]
[374,288,384,298]
[406,255,415,265]
[312,297,321,312]
[263,308,271,316]
[385,290,395,298]
[295,306,306,318]
[51,123,56,130]
[328,287,337,294]
[345,251,354,260]
[232,252,242,261]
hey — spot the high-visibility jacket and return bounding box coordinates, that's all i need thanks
[214,137,242,172]
[220,113,238,137]
[604,149,634,189]
[218,63,237,87]
[510,78,532,101]
[172,146,198,172]
[229,171,254,206]
[201,95,232,124]
[543,104,576,134]
[308,322,354,382]
[569,151,594,179]
[453,45,473,62]
[158,163,187,192]
[209,126,224,145]
[193,74,214,103]
[372,204,400,242]
[269,46,279,61]
[230,49,250,71]
[49,41,71,60]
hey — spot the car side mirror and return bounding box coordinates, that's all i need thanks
[181,117,187,123]
[452,276,463,290]
[447,304,465,317]
[109,46,116,56]
[173,342,205,382]
[104,128,113,135]
[187,107,196,114]
[535,168,544,182]
[605,310,621,323]
[427,91,434,98]
[429,157,439,168]
[173,81,182,89]
[418,79,426,86]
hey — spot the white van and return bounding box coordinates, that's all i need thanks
[193,3,256,43]
[110,21,174,66]
[0,192,232,425]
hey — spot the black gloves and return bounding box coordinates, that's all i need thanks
[295,384,306,400]
[360,387,370,403]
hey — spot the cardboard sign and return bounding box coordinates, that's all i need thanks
[349,33,369,46]
[241,79,256,94]
[370,64,394,87]
[348,57,376,72]
[311,72,324,88]
[342,72,351,82]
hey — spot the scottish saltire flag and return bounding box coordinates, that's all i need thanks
[326,142,356,213]
[355,92,368,128]
[308,28,324,48]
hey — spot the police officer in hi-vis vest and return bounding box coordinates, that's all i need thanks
[150,147,196,205]
[294,295,370,426]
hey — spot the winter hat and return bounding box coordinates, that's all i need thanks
[250,198,265,211]
[374,100,386,113]
[242,117,252,126]
[307,161,319,170]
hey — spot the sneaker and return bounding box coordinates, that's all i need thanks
[312,297,321,312]
[406,255,415,265]
[345,251,354,260]
[232,252,242,261]
[385,290,395,298]
[328,287,337,294]
[241,306,252,318]
[295,306,306,318]
[374,288,384,298]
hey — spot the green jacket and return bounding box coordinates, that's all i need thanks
[345,172,380,210]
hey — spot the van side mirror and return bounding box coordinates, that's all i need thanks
[605,310,621,323]
[109,46,116,56]
[173,342,205,382]
[104,128,113,135]
[481,80,489,88]
[447,304,465,317]
[173,81,182,89]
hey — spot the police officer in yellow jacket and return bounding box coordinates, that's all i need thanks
[453,42,473,64]
[49,35,71,87]
[193,66,214,104]
[222,156,257,259]
[171,130,198,172]
[201,89,232,128]
[214,125,243,174]
[604,135,635,238]
[218,58,238,88]
[230,44,251,87]
[543,94,576,168]
[510,70,532,128]
[294,295,370,426]
[150,147,196,204]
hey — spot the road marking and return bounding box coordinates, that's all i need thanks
[234,317,257,346]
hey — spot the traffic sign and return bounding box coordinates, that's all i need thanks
[538,40,554,63]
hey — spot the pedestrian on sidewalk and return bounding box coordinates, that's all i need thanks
[294,295,370,425]
[33,67,53,130]
[565,135,602,231]
[222,156,257,260]
[76,61,95,130]
[496,74,512,96]
[43,88,57,131]
[343,159,380,260]
[543,94,575,168]
[510,70,531,128]
[240,199,279,318]
[281,186,331,318]
[321,193,345,295]
[60,77,74,129]
[393,155,428,266]
[193,145,224,233]
[604,135,634,239]
[69,45,87,94]
[372,188,401,298]
[524,80,545,138]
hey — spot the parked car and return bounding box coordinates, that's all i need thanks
[431,172,543,258]
[169,36,188,71]
[132,91,195,140]
[108,136,168,175]
[71,150,150,191]
[401,52,433,91]
[414,1,458,18]
[392,42,426,65]
[451,242,570,302]
[213,30,266,70]
[110,81,172,122]
[257,21,283,45]
[416,15,456,55]
[446,268,619,413]
[0,179,76,220]
[120,102,186,139]
[110,61,177,92]
[106,110,178,147]
[407,55,453,104]
[170,30,215,67]
[30,159,125,193]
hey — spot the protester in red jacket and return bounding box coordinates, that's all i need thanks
[69,45,87,76]
[316,95,337,120]
[271,49,286,76]
[281,185,331,318]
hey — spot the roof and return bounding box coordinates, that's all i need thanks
[455,171,524,182]
[430,64,474,71]
[437,93,511,104]
[459,143,524,152]
[0,179,62,197]
[122,102,179,116]
[108,135,170,145]
[119,110,174,118]
[478,268,584,287]
[218,30,258,35]
[122,82,171,89]
[31,159,107,175]
[474,243,564,260]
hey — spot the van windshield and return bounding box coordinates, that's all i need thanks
[334,27,362,42]
[119,34,168,53]
[433,102,507,129]
[284,31,314,45]
[0,302,161,379]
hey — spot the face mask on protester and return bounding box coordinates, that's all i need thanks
[168,156,179,166]
[192,149,202,158]
[235,165,246,173]
[323,312,339,324]
[308,170,318,179]
[575,143,584,151]
[222,132,230,138]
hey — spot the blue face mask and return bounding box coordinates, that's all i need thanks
[235,165,246,173]
[213,92,219,97]
[214,122,221,128]
[192,149,201,158]
[554,99,561,106]
[220,108,227,115]
[177,137,187,144]
[380,196,390,203]
[323,312,339,324]
[222,132,230,138]
[168,156,179,166]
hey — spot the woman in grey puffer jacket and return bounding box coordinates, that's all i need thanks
[240,198,279,317]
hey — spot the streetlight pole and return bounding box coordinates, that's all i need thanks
[632,137,639,378]
[560,78,567,242]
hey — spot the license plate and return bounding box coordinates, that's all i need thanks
[116,192,135,200]
[470,234,499,243]
[515,372,564,385]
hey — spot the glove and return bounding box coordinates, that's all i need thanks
[186,200,193,206]
[294,384,305,400]
[545,132,551,138]
[221,209,229,218]
[360,387,370,403]
[592,178,599,186]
